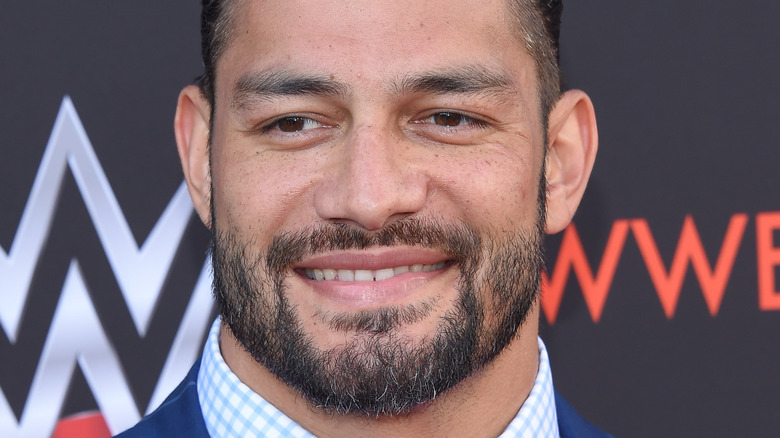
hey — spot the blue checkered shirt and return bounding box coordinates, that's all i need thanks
[198,317,559,437]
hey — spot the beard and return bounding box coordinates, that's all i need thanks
[211,208,545,417]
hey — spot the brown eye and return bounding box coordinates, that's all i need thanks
[277,117,307,132]
[260,116,329,136]
[432,112,464,126]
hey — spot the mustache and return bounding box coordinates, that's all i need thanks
[264,217,484,274]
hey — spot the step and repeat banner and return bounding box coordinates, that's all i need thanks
[1,2,778,437]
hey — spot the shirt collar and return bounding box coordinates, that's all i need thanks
[198,317,558,437]
[499,335,560,437]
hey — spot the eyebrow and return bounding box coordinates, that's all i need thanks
[394,65,515,96]
[232,70,350,110]
[231,64,516,111]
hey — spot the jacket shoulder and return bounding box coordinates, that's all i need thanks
[555,391,613,438]
[113,361,209,438]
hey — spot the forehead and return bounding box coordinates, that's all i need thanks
[217,0,535,102]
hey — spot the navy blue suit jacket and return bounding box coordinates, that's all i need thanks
[116,361,611,437]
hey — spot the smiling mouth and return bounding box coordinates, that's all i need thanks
[303,262,448,282]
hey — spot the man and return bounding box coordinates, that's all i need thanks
[119,0,607,436]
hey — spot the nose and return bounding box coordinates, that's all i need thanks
[314,124,428,231]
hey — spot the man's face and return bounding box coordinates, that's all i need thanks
[208,0,548,415]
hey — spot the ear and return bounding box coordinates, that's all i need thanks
[544,89,598,234]
[174,85,213,228]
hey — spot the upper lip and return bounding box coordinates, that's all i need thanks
[292,247,450,271]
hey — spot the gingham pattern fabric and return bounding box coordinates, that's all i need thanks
[499,337,560,437]
[198,317,559,437]
[197,317,314,438]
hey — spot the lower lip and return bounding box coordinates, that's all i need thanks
[297,268,449,307]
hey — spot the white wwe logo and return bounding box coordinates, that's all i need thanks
[0,97,213,437]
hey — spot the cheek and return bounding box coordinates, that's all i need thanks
[435,148,542,229]
[210,146,320,237]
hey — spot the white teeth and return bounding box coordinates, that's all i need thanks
[393,266,410,276]
[354,270,373,281]
[375,268,395,281]
[337,269,354,281]
[304,262,446,282]
[323,269,337,280]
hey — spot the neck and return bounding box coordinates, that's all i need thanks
[220,306,541,438]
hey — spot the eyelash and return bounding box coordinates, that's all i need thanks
[418,111,488,129]
[259,116,324,134]
[257,111,489,136]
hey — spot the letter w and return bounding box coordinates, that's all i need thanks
[541,220,630,324]
[631,214,748,318]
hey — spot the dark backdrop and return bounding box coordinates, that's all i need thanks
[1,2,778,437]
